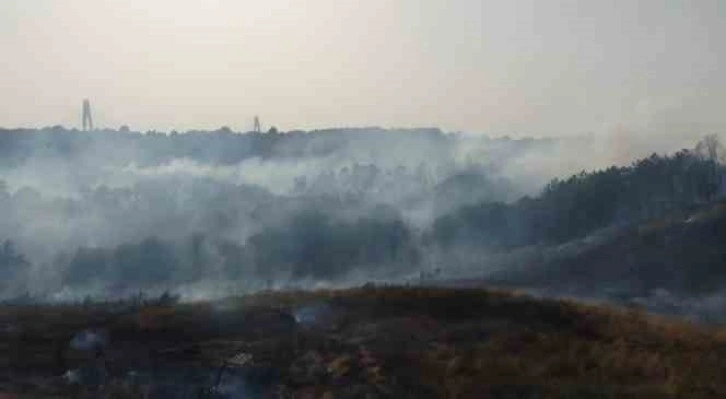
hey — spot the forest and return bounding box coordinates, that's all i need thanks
[0,127,723,308]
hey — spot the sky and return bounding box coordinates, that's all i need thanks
[0,0,724,138]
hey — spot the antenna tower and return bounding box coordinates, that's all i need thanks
[253,116,261,133]
[82,99,94,131]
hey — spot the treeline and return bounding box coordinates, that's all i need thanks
[246,210,418,280]
[63,209,419,289]
[432,144,725,249]
[0,126,450,167]
[0,126,723,298]
[58,143,725,290]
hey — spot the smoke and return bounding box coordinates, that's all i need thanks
[0,126,722,318]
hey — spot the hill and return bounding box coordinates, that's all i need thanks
[486,200,726,321]
[2,286,726,398]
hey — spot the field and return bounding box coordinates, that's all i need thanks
[1,286,726,398]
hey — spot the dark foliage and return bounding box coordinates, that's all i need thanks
[433,150,725,248]
[0,240,29,279]
[247,210,419,279]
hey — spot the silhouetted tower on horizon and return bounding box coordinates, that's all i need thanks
[253,115,261,133]
[82,99,94,131]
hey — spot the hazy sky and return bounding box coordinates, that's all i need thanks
[0,0,724,137]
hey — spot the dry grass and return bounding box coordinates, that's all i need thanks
[2,286,726,398]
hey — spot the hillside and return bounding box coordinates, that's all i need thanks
[2,286,726,398]
[487,200,726,320]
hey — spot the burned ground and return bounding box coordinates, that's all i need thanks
[1,286,726,398]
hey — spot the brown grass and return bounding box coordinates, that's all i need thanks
[2,286,726,398]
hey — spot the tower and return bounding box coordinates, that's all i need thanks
[253,115,261,133]
[82,99,94,131]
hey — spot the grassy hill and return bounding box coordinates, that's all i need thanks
[2,286,726,398]
[489,200,726,306]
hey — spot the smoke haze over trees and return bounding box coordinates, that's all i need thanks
[0,126,724,311]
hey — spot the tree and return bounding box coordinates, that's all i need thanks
[695,134,722,163]
[695,135,723,200]
[113,237,179,284]
[0,240,29,279]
